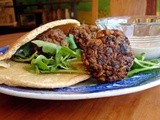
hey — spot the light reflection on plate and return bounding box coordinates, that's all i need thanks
[0,70,160,100]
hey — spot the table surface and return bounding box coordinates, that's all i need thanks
[0,32,160,120]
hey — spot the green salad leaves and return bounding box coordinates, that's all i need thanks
[127,53,160,77]
[12,34,85,74]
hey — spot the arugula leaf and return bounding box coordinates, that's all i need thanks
[13,52,38,62]
[31,40,61,55]
[65,34,78,50]
[127,53,160,77]
[12,42,35,62]
[31,55,56,72]
[135,52,145,61]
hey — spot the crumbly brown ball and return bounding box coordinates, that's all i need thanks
[69,24,99,49]
[70,25,134,82]
[82,29,134,82]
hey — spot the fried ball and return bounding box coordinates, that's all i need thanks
[82,29,134,82]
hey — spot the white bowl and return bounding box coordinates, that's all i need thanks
[132,46,160,59]
[96,16,160,37]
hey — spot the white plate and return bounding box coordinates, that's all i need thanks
[0,70,160,100]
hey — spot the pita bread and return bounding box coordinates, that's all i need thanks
[0,19,91,88]
[0,19,80,61]
[0,61,90,88]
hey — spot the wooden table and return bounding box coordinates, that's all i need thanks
[0,32,160,120]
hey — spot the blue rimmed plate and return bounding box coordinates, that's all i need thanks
[0,46,160,100]
[0,70,160,100]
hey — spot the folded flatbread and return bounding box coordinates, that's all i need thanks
[0,19,90,88]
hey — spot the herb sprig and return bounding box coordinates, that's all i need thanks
[127,53,160,77]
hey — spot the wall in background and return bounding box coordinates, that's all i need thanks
[77,0,110,24]
[14,0,110,24]
[0,0,16,26]
[157,0,160,15]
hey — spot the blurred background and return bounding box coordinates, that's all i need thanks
[0,0,158,34]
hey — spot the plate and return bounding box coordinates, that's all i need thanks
[0,46,160,100]
[0,70,160,100]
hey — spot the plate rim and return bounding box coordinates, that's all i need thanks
[0,78,160,100]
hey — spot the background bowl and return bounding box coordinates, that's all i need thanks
[96,16,160,37]
[96,16,160,59]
